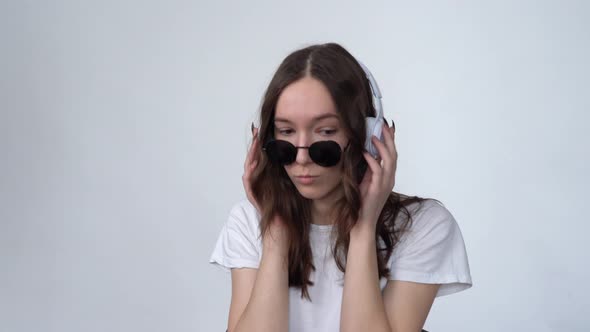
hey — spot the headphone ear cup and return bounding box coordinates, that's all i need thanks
[365,117,384,158]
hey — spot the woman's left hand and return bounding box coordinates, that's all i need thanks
[352,120,397,236]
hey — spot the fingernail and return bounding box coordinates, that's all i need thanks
[391,120,395,130]
[251,122,254,134]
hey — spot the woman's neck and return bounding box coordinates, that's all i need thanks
[310,187,343,225]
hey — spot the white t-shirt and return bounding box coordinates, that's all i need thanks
[209,198,472,332]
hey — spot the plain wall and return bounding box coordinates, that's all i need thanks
[1,0,589,331]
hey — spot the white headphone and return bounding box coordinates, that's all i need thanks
[358,61,385,159]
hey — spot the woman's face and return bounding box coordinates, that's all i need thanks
[273,76,349,202]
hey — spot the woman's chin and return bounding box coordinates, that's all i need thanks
[294,186,324,200]
[294,184,341,202]
[295,189,318,200]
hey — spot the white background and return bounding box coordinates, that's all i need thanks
[1,0,589,331]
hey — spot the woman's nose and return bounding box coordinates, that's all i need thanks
[294,135,312,165]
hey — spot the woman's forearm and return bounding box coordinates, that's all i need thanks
[340,225,391,332]
[233,228,290,332]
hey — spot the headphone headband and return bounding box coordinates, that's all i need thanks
[357,61,383,121]
[357,61,386,158]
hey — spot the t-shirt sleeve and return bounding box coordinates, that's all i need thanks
[209,200,262,273]
[388,200,473,297]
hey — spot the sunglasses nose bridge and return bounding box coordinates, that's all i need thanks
[295,133,312,149]
[293,145,312,165]
[291,132,313,164]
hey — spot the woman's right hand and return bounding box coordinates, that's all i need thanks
[243,124,262,214]
[243,124,290,253]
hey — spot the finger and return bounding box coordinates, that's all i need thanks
[373,154,382,164]
[371,135,391,168]
[251,128,260,163]
[245,127,260,172]
[389,124,397,159]
[379,125,397,186]
[242,174,252,197]
[244,142,253,172]
[385,124,398,188]
[359,167,371,196]
[363,151,383,185]
[251,128,259,153]
[249,157,258,172]
[381,121,395,156]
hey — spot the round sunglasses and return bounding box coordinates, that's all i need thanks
[262,139,347,167]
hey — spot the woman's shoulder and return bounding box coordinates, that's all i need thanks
[398,196,453,218]
[225,199,261,234]
[209,199,263,272]
[387,197,473,296]
[401,198,462,244]
[415,198,453,218]
[228,199,260,219]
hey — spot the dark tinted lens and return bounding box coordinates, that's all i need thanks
[263,140,297,165]
[309,141,342,167]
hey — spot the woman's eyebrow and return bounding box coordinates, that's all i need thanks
[274,113,340,123]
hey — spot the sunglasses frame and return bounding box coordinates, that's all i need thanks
[262,139,349,167]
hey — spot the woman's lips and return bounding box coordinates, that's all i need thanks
[295,175,318,185]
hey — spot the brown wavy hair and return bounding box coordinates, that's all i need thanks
[251,43,438,302]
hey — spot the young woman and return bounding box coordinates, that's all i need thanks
[209,43,472,332]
